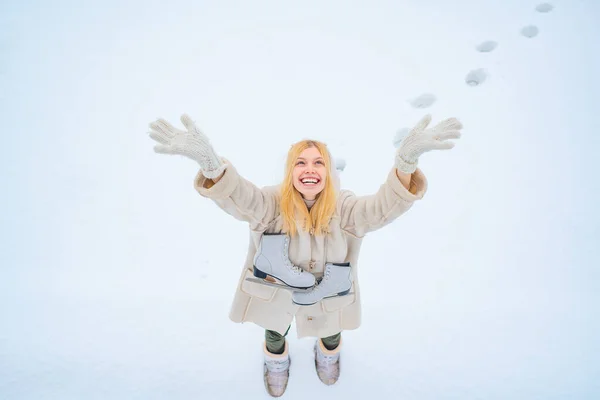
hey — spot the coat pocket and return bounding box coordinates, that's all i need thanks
[320,285,356,312]
[240,269,278,301]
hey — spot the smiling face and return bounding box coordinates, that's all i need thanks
[292,146,328,200]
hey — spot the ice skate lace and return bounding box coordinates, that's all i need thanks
[283,237,304,275]
[310,268,331,292]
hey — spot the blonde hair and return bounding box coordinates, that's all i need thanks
[280,140,337,237]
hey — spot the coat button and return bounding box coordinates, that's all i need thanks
[308,260,316,270]
[309,228,315,235]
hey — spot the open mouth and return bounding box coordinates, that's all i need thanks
[299,177,320,186]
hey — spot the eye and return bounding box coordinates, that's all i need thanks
[296,161,305,165]
[316,160,324,165]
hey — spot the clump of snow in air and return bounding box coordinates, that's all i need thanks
[475,40,498,53]
[535,3,554,13]
[521,25,540,38]
[409,93,437,109]
[465,68,488,86]
[393,127,410,148]
[335,158,346,171]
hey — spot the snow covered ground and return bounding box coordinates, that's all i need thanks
[1,0,599,398]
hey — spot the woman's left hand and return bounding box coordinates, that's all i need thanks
[395,114,463,174]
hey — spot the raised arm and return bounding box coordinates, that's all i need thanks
[149,114,278,229]
[339,114,462,237]
[149,113,227,179]
[338,168,427,238]
[193,161,279,230]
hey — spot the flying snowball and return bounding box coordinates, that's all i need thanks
[409,93,436,109]
[476,40,498,53]
[535,3,553,13]
[393,127,410,148]
[465,68,487,86]
[334,158,346,171]
[521,25,539,38]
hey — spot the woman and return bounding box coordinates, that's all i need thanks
[149,113,462,397]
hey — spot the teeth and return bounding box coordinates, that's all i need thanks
[301,178,319,184]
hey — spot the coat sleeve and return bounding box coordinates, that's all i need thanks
[194,159,279,231]
[338,167,427,238]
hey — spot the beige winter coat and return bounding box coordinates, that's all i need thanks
[194,160,427,338]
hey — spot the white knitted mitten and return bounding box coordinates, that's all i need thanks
[395,114,463,174]
[149,114,227,179]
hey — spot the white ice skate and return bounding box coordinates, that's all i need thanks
[291,262,352,306]
[246,233,316,290]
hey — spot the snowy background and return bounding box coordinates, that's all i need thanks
[1,0,599,399]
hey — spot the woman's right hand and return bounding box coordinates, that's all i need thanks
[148,114,227,179]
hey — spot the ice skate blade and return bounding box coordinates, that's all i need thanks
[245,277,313,292]
[292,291,355,306]
[253,266,314,289]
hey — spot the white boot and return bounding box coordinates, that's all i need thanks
[263,341,290,397]
[254,234,316,289]
[292,263,352,305]
[314,338,341,385]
